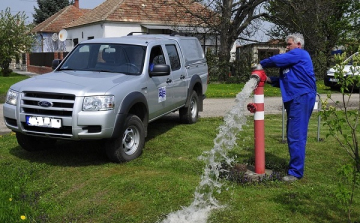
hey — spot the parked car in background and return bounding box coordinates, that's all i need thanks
[324,52,359,89]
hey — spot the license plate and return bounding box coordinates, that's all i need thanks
[26,116,62,128]
[329,78,339,82]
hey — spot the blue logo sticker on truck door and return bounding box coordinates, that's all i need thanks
[158,87,166,103]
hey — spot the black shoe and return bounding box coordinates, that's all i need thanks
[282,175,299,182]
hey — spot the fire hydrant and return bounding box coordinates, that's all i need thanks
[247,65,267,174]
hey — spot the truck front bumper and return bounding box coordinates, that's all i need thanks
[3,103,118,140]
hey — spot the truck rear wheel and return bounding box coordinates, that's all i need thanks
[16,132,57,152]
[179,90,199,124]
[106,115,145,163]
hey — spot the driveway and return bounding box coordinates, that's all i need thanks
[1,93,358,135]
[200,93,358,117]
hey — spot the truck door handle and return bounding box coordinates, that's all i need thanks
[166,78,172,83]
[180,75,185,79]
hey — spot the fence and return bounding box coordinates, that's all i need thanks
[26,52,69,74]
[29,52,55,67]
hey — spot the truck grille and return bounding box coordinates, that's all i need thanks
[22,92,75,117]
[20,92,75,137]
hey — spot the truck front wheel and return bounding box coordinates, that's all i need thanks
[16,132,57,152]
[106,115,145,163]
[179,90,199,124]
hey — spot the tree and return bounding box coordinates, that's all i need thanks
[320,51,360,222]
[33,0,73,24]
[264,0,360,79]
[0,8,35,77]
[174,0,268,82]
[341,0,360,53]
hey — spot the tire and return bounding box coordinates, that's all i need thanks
[179,90,199,124]
[16,132,57,152]
[105,115,145,163]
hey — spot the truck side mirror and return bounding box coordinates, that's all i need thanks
[149,64,171,77]
[52,59,62,70]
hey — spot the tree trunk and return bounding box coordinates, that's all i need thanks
[218,31,233,82]
[1,59,12,77]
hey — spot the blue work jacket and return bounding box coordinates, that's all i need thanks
[260,48,317,102]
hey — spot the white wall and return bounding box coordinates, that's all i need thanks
[104,23,142,37]
[66,23,105,50]
[64,23,143,51]
[70,24,105,40]
[230,42,237,62]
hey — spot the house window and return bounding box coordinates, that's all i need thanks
[73,38,79,47]
[258,49,280,61]
[88,36,94,40]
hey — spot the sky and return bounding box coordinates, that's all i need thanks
[0,0,107,23]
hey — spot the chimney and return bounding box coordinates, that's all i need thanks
[74,0,79,8]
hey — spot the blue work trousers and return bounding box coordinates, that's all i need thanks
[284,92,316,178]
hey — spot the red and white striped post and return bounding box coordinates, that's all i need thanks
[247,67,267,174]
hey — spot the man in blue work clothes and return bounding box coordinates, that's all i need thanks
[259,33,317,182]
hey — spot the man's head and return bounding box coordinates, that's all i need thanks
[286,33,304,51]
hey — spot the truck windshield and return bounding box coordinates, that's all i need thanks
[59,43,146,75]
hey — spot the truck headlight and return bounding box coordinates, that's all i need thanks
[83,96,115,111]
[6,89,19,106]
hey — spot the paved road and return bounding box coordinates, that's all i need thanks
[1,93,358,135]
[201,93,359,117]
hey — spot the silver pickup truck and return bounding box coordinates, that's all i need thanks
[3,34,208,162]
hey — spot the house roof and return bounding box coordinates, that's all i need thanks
[65,0,213,29]
[32,5,89,33]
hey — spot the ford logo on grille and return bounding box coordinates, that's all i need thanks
[38,101,53,107]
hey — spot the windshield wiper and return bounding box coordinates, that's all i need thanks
[58,68,75,71]
[95,70,113,73]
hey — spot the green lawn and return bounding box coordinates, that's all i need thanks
[1,113,359,222]
[1,71,358,222]
[207,81,337,98]
[0,73,30,103]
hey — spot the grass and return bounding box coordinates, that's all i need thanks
[0,71,359,222]
[0,73,30,103]
[1,113,359,222]
[207,81,338,98]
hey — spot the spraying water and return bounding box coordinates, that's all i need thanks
[161,78,258,223]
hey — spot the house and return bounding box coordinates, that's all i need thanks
[64,0,217,52]
[26,0,222,74]
[31,0,89,52]
[31,0,217,53]
[236,39,286,65]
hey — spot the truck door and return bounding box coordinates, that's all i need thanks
[164,43,187,110]
[146,45,172,120]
